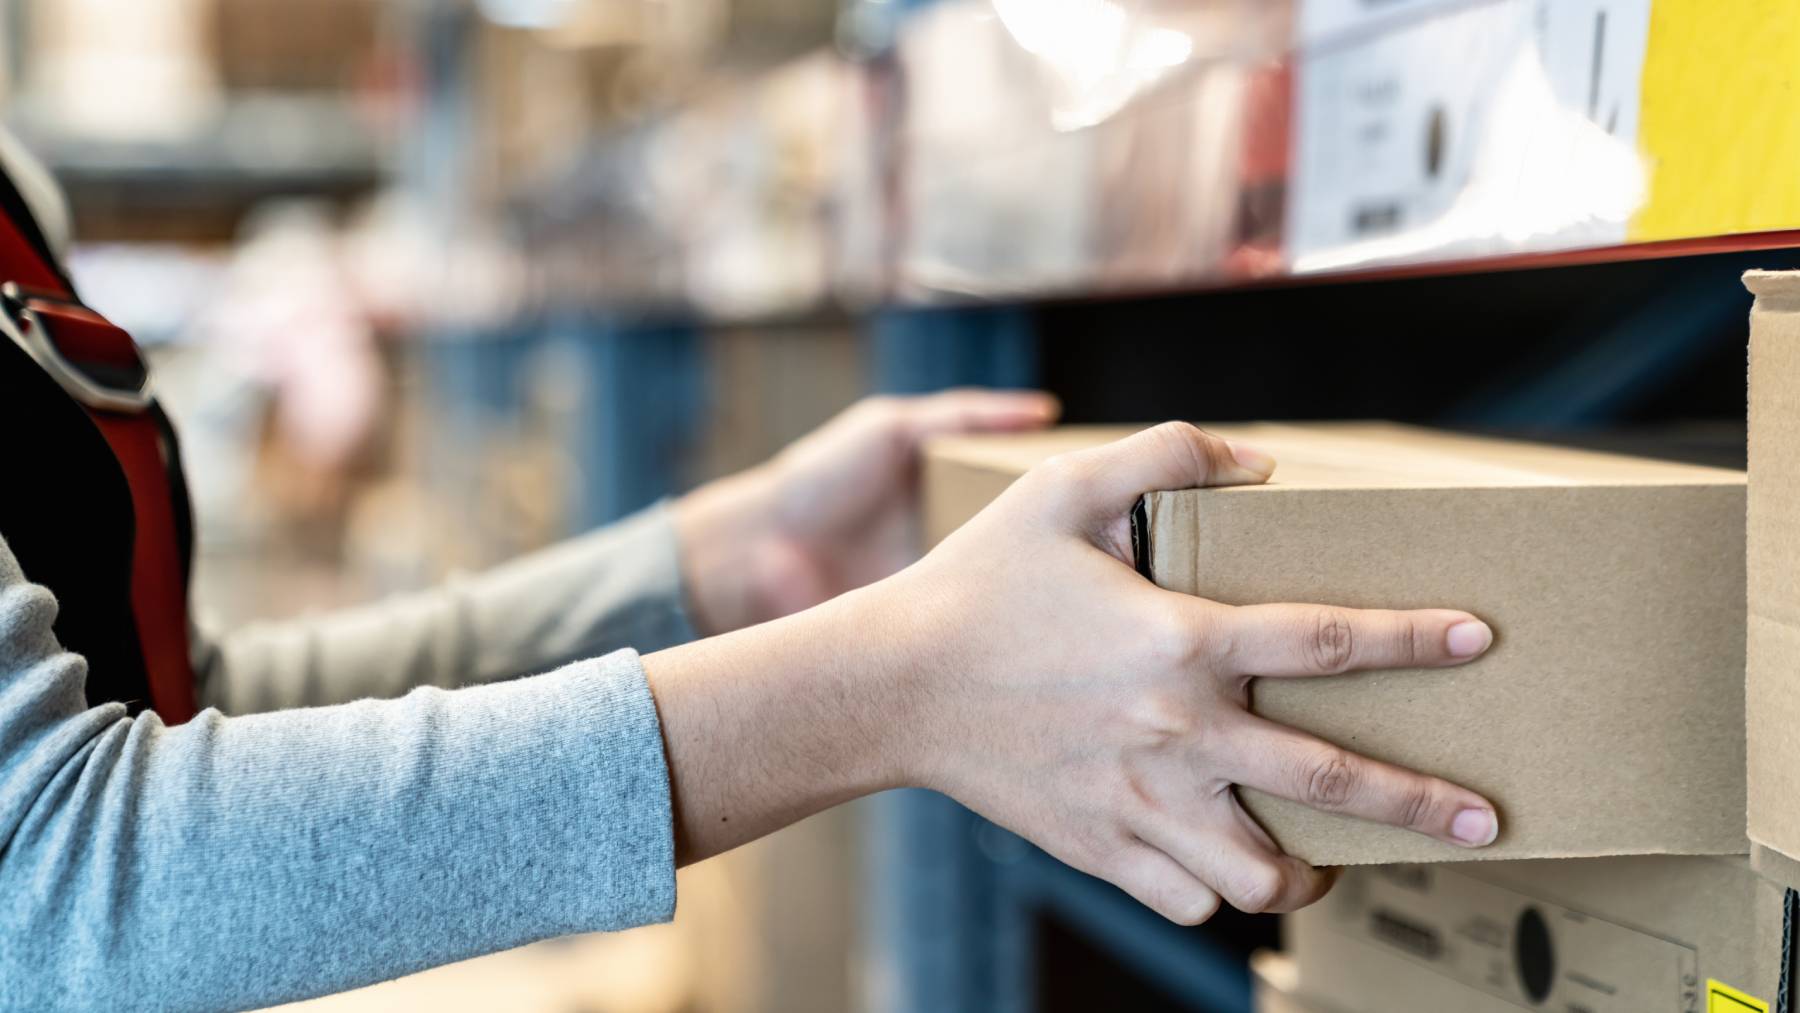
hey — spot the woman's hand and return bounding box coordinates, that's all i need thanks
[887,422,1498,920]
[673,389,1059,635]
[644,422,1497,923]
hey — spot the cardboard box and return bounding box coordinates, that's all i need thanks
[1746,270,1800,890]
[1283,856,1788,1013]
[924,423,1747,865]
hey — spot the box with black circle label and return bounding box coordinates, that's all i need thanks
[1284,856,1788,1013]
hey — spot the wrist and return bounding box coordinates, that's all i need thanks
[642,578,927,863]
[672,465,782,636]
[824,568,955,794]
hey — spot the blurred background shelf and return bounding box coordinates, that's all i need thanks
[9,94,388,241]
[493,0,1800,323]
[22,0,1788,326]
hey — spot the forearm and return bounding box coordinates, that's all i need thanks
[641,578,924,864]
[199,503,697,713]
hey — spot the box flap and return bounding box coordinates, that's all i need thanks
[1745,268,1800,307]
[1747,269,1800,877]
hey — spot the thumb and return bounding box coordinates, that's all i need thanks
[1047,422,1275,521]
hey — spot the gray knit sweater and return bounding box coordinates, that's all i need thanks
[0,505,694,1011]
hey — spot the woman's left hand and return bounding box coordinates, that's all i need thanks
[674,389,1059,634]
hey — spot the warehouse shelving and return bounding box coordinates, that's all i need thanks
[494,0,1800,329]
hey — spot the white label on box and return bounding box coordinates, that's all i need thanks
[1329,865,1704,1012]
[1287,0,1651,273]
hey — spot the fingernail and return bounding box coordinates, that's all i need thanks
[1451,808,1498,846]
[1226,440,1276,479]
[1445,620,1493,658]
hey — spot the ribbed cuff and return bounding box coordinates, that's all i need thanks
[549,648,677,926]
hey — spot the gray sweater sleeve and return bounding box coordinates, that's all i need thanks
[0,534,678,1011]
[195,503,699,714]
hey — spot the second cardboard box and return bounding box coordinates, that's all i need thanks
[924,423,1747,865]
[1281,856,1785,1012]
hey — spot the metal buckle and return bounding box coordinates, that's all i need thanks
[0,280,152,413]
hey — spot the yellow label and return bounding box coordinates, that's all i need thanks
[1707,978,1770,1013]
[1632,0,1800,241]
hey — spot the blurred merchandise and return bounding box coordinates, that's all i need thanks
[896,1,1099,298]
[200,203,384,475]
[1286,0,1651,273]
[25,0,221,141]
[505,45,855,320]
[213,0,388,90]
[8,0,392,243]
[488,0,1800,314]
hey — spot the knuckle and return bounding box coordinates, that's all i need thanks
[1230,864,1286,914]
[1188,733,1234,781]
[1129,690,1200,746]
[1395,781,1438,830]
[1188,602,1236,667]
[1148,420,1201,443]
[1036,452,1098,500]
[1307,608,1356,674]
[1084,839,1131,880]
[1069,831,1132,883]
[1148,600,1202,661]
[1403,616,1428,666]
[1163,887,1222,926]
[1301,748,1360,810]
[1147,421,1214,477]
[1036,451,1080,485]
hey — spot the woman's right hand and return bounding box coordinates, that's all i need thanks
[646,422,1498,923]
[877,422,1499,922]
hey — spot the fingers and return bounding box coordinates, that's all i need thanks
[1041,422,1276,521]
[1100,843,1225,926]
[897,389,1061,439]
[1136,802,1335,914]
[1218,603,1494,677]
[1217,714,1500,849]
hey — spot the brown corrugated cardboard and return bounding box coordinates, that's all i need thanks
[1746,269,1800,890]
[925,423,1747,865]
[1284,856,1786,1013]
